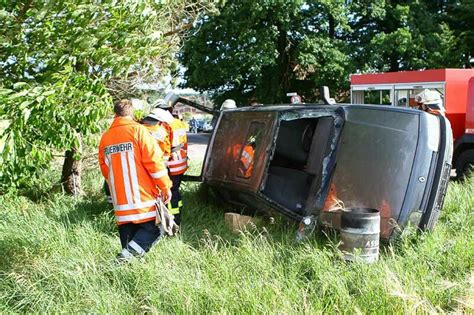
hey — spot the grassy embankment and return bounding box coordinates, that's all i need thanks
[0,161,472,313]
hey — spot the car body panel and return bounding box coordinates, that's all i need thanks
[202,104,452,240]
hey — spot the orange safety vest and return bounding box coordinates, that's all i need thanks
[168,119,188,175]
[239,145,254,177]
[144,122,172,162]
[98,117,172,225]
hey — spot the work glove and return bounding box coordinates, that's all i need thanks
[155,198,179,236]
[161,188,172,205]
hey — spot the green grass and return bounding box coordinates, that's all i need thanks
[0,164,473,313]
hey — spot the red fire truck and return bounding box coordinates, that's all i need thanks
[350,68,474,178]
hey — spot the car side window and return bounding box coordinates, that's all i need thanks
[237,122,264,179]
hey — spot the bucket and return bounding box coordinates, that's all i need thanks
[339,208,380,263]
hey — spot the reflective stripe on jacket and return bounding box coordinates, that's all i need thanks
[168,119,188,175]
[98,117,172,225]
[240,145,254,177]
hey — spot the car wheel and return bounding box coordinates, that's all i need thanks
[456,149,474,179]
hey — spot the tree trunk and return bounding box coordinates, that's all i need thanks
[277,28,291,101]
[464,51,472,69]
[389,55,400,72]
[61,136,82,196]
[328,13,335,39]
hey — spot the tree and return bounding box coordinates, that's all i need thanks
[179,0,351,105]
[180,0,469,106]
[0,0,215,194]
[347,0,464,72]
[445,0,474,67]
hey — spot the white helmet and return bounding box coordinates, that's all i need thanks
[415,89,442,105]
[220,99,237,110]
[414,89,444,112]
[146,108,174,123]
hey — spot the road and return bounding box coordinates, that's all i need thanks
[187,132,211,162]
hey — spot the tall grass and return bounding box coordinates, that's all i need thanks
[0,165,472,313]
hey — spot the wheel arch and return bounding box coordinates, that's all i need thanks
[453,134,474,166]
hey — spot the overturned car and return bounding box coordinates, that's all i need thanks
[199,103,452,241]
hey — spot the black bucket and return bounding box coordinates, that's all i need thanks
[339,208,380,263]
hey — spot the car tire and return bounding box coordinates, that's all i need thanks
[456,149,474,179]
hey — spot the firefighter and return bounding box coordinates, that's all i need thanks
[238,136,256,178]
[98,99,172,260]
[141,107,174,165]
[414,89,445,116]
[156,101,188,226]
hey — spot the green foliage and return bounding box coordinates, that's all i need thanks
[445,0,474,66]
[0,74,109,190]
[0,165,472,313]
[181,0,471,104]
[182,112,193,121]
[0,0,214,191]
[347,0,463,72]
[180,0,351,105]
[0,1,188,83]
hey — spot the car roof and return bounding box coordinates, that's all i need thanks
[224,103,423,115]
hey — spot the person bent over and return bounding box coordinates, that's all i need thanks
[156,101,188,226]
[98,99,172,260]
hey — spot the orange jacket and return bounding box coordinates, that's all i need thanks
[168,118,188,175]
[99,117,172,225]
[144,122,172,162]
[239,145,254,178]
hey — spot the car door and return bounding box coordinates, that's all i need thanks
[203,110,277,192]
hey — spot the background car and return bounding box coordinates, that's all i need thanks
[202,121,213,132]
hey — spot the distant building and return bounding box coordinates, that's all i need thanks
[172,93,214,118]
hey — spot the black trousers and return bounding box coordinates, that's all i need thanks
[118,221,161,254]
[103,181,112,203]
[169,174,183,225]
